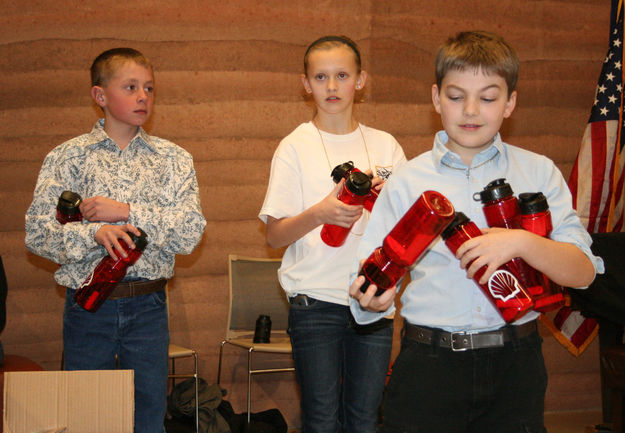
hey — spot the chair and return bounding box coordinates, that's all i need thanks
[217,255,294,423]
[167,286,199,433]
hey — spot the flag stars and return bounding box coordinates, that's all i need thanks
[600,106,609,116]
[598,84,608,93]
[614,38,622,48]
[607,72,616,81]
[609,94,618,104]
[616,61,622,69]
[618,83,623,92]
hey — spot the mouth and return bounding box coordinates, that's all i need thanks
[326,96,341,102]
[460,123,481,130]
[134,110,148,115]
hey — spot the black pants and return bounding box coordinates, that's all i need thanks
[380,328,547,433]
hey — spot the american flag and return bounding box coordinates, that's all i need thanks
[569,0,625,233]
[546,0,624,356]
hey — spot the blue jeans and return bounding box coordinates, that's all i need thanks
[63,288,169,433]
[288,297,393,433]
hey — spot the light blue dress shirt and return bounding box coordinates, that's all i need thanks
[350,131,604,331]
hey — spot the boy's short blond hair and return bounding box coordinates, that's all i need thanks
[435,31,519,96]
[90,47,152,87]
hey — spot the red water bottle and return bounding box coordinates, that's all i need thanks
[321,171,372,247]
[473,178,520,228]
[441,212,534,323]
[56,191,83,224]
[474,179,536,294]
[73,228,148,312]
[518,192,565,312]
[359,190,455,295]
[331,161,378,212]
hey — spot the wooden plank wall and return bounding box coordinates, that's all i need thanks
[0,0,610,427]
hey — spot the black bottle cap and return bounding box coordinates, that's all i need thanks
[345,171,372,196]
[57,190,83,215]
[473,178,514,203]
[331,161,355,183]
[130,227,149,251]
[518,192,549,215]
[441,212,470,240]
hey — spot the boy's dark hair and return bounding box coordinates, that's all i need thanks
[90,47,152,87]
[303,35,362,75]
[435,31,519,96]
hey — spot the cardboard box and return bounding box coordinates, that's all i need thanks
[3,370,134,433]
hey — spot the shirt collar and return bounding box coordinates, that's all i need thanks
[432,130,503,172]
[87,119,159,153]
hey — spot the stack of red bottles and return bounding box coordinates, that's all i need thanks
[359,190,455,296]
[331,161,378,212]
[74,228,148,312]
[56,190,83,224]
[473,179,543,302]
[441,212,534,323]
[518,192,565,312]
[321,170,372,247]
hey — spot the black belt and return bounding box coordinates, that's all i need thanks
[289,294,315,306]
[404,320,537,352]
[108,278,167,299]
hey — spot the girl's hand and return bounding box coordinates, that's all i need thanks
[349,273,396,312]
[364,169,384,194]
[316,179,364,227]
[80,196,130,223]
[94,224,141,260]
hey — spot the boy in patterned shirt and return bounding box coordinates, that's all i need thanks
[26,48,206,433]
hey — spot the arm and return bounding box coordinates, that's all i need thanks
[25,149,104,265]
[456,228,595,288]
[266,179,364,248]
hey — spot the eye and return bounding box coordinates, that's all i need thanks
[337,72,348,80]
[481,97,496,103]
[314,73,326,81]
[447,95,462,102]
[145,86,154,94]
[126,84,137,91]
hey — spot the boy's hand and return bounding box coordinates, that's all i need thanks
[455,227,529,284]
[94,224,141,260]
[80,196,130,223]
[349,274,396,312]
[315,179,364,227]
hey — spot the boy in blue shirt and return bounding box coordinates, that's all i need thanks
[349,31,604,433]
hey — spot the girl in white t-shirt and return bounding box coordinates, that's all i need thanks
[259,35,406,433]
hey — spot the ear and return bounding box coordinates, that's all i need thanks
[300,74,312,94]
[91,86,106,107]
[356,70,368,90]
[431,84,442,114]
[503,90,517,118]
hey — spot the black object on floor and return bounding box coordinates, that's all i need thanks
[165,416,195,433]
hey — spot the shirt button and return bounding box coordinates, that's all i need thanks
[476,306,482,312]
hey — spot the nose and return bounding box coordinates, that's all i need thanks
[464,97,479,116]
[137,88,148,102]
[327,77,338,92]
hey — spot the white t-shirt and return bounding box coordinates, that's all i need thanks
[259,121,406,305]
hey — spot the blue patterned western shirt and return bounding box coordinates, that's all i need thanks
[25,119,206,289]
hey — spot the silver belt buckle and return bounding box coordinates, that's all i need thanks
[450,331,474,352]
